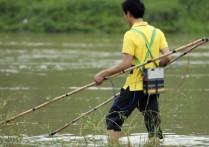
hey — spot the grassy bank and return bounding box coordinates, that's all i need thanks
[0,0,208,34]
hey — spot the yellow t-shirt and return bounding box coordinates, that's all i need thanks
[122,22,168,91]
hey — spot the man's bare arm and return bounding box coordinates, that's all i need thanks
[94,53,133,85]
[159,47,172,67]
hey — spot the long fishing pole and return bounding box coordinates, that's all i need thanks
[50,37,208,136]
[0,37,207,126]
[0,82,96,126]
[50,93,119,136]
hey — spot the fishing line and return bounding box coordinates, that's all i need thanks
[174,49,191,90]
[165,45,192,91]
[160,49,191,116]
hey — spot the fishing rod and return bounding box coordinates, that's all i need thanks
[50,93,119,136]
[50,37,208,136]
[0,82,95,126]
[0,37,207,126]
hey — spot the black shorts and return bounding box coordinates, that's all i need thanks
[106,87,160,131]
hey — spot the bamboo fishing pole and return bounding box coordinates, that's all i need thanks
[0,82,96,126]
[50,37,208,136]
[50,93,119,136]
[0,37,207,126]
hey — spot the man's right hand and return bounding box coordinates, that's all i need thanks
[94,73,105,85]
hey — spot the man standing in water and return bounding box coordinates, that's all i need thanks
[94,0,171,145]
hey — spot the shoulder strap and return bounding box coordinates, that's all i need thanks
[150,28,157,48]
[132,28,158,67]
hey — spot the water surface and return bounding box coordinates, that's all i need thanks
[0,34,209,146]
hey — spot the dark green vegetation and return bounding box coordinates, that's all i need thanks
[0,0,208,34]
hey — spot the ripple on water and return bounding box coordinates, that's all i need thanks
[1,133,209,146]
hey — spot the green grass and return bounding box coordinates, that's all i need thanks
[0,0,208,34]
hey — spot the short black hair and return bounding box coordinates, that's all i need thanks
[122,0,145,18]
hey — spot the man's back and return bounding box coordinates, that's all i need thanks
[122,21,168,91]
